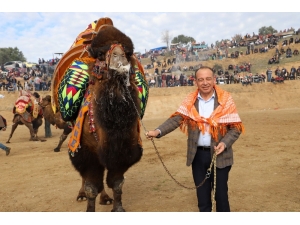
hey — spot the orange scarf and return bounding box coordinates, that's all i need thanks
[171,85,244,141]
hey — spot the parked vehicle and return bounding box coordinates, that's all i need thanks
[3,61,23,70]
[23,62,37,68]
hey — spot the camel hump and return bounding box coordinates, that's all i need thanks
[13,111,33,123]
[52,17,114,113]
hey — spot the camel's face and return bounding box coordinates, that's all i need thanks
[107,45,131,86]
[108,46,130,72]
[39,96,51,108]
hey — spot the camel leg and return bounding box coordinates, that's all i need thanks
[99,188,113,205]
[77,178,87,201]
[82,164,108,212]
[6,123,18,143]
[107,171,125,212]
[25,123,39,141]
[84,180,98,212]
[77,177,113,205]
[54,133,68,152]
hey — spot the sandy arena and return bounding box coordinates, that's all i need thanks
[0,81,299,212]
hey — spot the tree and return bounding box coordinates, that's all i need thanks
[0,47,26,65]
[231,34,243,43]
[161,30,172,51]
[215,39,230,47]
[258,26,278,35]
[171,34,196,45]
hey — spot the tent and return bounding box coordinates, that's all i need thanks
[149,46,167,52]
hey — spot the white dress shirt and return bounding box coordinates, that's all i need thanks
[197,91,215,147]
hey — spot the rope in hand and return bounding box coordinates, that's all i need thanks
[146,131,217,212]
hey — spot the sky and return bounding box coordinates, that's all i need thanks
[1,1,299,63]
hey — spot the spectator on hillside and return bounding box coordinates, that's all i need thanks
[266,68,272,82]
[281,67,287,77]
[250,42,254,54]
[17,81,23,90]
[161,73,167,87]
[247,42,250,54]
[34,76,41,91]
[275,67,281,76]
[156,74,162,87]
[290,66,296,77]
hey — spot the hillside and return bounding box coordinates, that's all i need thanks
[141,35,300,76]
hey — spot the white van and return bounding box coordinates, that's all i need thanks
[3,61,23,70]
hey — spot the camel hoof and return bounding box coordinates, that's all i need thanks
[111,207,125,212]
[40,139,47,142]
[30,137,39,141]
[77,194,87,201]
[6,141,10,144]
[54,148,60,152]
[99,196,113,205]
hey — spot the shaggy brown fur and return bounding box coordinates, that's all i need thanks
[70,66,142,212]
[40,95,113,205]
[88,26,134,62]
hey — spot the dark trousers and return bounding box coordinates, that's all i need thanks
[44,119,52,137]
[192,148,231,212]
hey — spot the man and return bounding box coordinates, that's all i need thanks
[0,115,11,156]
[266,68,272,82]
[34,75,41,91]
[146,66,244,212]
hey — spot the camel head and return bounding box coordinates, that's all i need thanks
[87,26,134,86]
[39,95,51,108]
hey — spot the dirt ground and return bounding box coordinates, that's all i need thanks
[0,81,300,212]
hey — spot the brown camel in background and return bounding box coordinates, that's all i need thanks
[6,92,45,143]
[39,95,72,152]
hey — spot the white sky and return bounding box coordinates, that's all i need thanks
[1,1,298,63]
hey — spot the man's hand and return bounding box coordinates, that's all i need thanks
[214,142,226,155]
[145,130,160,140]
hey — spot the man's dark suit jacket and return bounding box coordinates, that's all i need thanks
[156,91,241,168]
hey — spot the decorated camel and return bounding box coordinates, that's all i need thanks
[6,90,45,143]
[51,17,148,212]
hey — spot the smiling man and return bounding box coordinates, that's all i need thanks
[146,66,244,212]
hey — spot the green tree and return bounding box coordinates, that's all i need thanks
[172,34,196,45]
[0,47,26,65]
[258,26,278,35]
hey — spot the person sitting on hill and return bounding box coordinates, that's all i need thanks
[286,47,292,58]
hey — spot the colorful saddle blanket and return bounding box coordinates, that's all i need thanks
[15,96,32,114]
[57,59,148,122]
[58,60,90,122]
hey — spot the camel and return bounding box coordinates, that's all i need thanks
[39,95,72,152]
[51,18,148,212]
[6,92,45,143]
